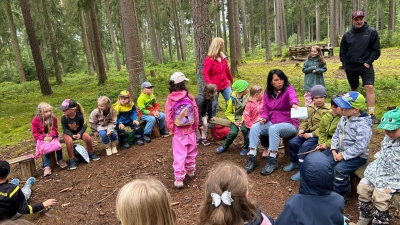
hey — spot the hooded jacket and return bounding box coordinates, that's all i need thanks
[202,55,234,91]
[113,102,139,125]
[31,115,59,142]
[302,57,327,91]
[331,111,373,160]
[243,97,263,128]
[261,85,299,129]
[298,103,331,137]
[318,111,341,147]
[339,22,381,68]
[225,92,249,123]
[89,108,117,133]
[165,90,199,135]
[275,152,344,225]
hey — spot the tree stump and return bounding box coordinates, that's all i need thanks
[150,70,156,77]
[19,158,38,180]
[151,121,160,138]
[49,152,57,169]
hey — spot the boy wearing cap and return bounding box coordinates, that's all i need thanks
[340,10,380,124]
[137,81,169,142]
[0,161,57,221]
[216,80,250,154]
[284,85,330,181]
[330,91,373,201]
[356,108,400,225]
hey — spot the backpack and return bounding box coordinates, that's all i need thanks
[211,125,230,140]
[73,144,90,164]
[173,97,195,126]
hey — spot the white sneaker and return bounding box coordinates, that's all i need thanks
[106,147,112,156]
[111,141,118,154]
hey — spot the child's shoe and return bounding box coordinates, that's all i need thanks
[196,139,201,145]
[25,177,35,188]
[216,146,226,154]
[44,167,52,176]
[123,142,130,149]
[244,155,258,174]
[143,134,151,143]
[136,139,144,146]
[58,160,68,169]
[356,217,372,225]
[11,178,19,186]
[160,128,169,136]
[89,152,100,161]
[240,148,249,156]
[186,171,195,178]
[291,171,301,181]
[174,180,184,188]
[69,158,78,170]
[111,141,118,154]
[202,139,211,146]
[283,162,298,172]
[105,143,112,156]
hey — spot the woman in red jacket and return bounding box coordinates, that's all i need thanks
[202,37,234,117]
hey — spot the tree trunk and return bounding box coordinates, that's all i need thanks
[102,48,109,71]
[192,0,211,93]
[86,11,98,71]
[249,0,255,53]
[178,2,187,61]
[146,0,160,63]
[329,0,337,47]
[220,0,228,55]
[20,0,52,95]
[163,0,173,61]
[264,0,271,60]
[233,0,242,62]
[299,0,305,45]
[364,0,369,21]
[80,10,94,75]
[388,0,395,31]
[4,0,26,83]
[171,0,181,61]
[216,0,222,37]
[227,0,237,73]
[379,0,384,31]
[105,0,121,71]
[120,0,146,101]
[275,0,282,56]
[281,0,287,45]
[42,0,62,84]
[315,1,320,42]
[241,0,249,54]
[89,0,107,84]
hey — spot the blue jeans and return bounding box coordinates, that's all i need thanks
[212,87,232,117]
[249,121,297,154]
[141,113,166,135]
[289,136,318,169]
[99,130,118,144]
[43,150,63,167]
[328,154,367,196]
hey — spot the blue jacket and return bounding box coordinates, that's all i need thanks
[276,152,344,225]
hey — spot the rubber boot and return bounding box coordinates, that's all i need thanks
[372,208,390,225]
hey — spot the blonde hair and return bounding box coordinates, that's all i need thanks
[308,45,326,66]
[199,161,258,225]
[117,93,133,106]
[249,85,263,97]
[207,37,225,60]
[72,102,86,125]
[36,102,54,132]
[98,96,117,118]
[116,178,176,225]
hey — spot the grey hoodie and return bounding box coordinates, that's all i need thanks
[331,111,373,160]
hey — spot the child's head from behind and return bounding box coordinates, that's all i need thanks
[141,82,154,95]
[118,91,133,106]
[168,72,189,93]
[203,84,217,101]
[310,85,327,107]
[330,94,343,116]
[299,152,333,195]
[97,96,112,112]
[0,160,10,180]
[116,178,176,225]
[333,91,366,117]
[249,85,263,100]
[377,107,400,140]
[232,80,249,96]
[199,161,257,225]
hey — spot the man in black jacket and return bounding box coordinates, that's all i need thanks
[0,160,57,221]
[340,11,381,124]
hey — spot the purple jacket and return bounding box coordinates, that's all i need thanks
[261,85,299,129]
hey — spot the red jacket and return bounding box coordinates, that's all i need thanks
[31,115,59,142]
[202,56,234,91]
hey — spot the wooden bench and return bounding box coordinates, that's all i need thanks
[209,118,292,156]
[8,155,38,180]
[350,163,400,209]
[289,43,333,61]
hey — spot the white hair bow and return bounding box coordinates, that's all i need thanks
[211,191,234,207]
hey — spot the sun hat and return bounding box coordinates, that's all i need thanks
[310,85,327,99]
[377,107,400,131]
[58,99,78,110]
[170,72,189,84]
[141,81,154,89]
[333,91,366,110]
[232,80,249,93]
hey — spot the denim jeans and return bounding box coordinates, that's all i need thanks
[141,113,166,135]
[289,136,318,169]
[249,121,297,154]
[43,149,63,167]
[212,87,232,117]
[98,130,118,144]
[328,154,367,196]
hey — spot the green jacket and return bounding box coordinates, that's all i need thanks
[302,57,327,91]
[225,92,249,123]
[317,111,341,147]
[298,103,330,137]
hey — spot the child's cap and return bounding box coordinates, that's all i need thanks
[118,90,131,97]
[170,72,189,84]
[333,91,366,109]
[141,81,154,89]
[232,80,249,93]
[0,160,10,177]
[58,99,78,110]
[377,107,400,131]
[310,85,327,98]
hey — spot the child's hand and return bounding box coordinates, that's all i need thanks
[334,152,343,161]
[234,121,241,127]
[317,143,327,150]
[93,132,99,137]
[312,69,316,73]
[119,124,125,130]
[44,136,53,142]
[210,117,216,121]
[133,120,139,126]
[72,134,81,139]
[107,130,111,136]
[298,130,304,137]
[154,111,160,118]
[43,199,57,207]
[303,133,311,139]
[199,126,204,131]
